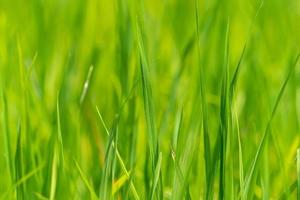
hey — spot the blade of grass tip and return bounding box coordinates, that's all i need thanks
[56,92,64,166]
[230,0,263,99]
[172,109,183,151]
[243,54,300,198]
[195,0,212,191]
[229,44,246,100]
[150,152,162,200]
[96,106,140,200]
[297,148,300,199]
[80,65,94,105]
[74,160,98,200]
[1,89,15,183]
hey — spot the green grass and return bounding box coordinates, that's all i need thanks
[0,0,300,199]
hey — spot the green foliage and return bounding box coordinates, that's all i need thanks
[0,0,300,199]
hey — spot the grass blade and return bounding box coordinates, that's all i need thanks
[243,54,300,198]
[150,152,162,200]
[112,172,131,195]
[195,0,212,193]
[1,89,15,183]
[49,149,57,200]
[136,20,163,199]
[297,148,300,199]
[80,65,94,105]
[96,107,140,200]
[56,92,64,167]
[74,160,98,200]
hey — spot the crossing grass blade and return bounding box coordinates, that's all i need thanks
[136,20,158,167]
[74,160,98,200]
[195,0,212,193]
[112,172,131,195]
[96,107,140,200]
[99,116,118,200]
[150,152,162,200]
[136,20,163,199]
[171,114,193,200]
[242,54,300,198]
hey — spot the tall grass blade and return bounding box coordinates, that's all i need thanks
[219,20,230,200]
[1,89,15,183]
[150,152,162,200]
[49,149,57,200]
[195,0,212,193]
[15,124,25,200]
[243,54,300,198]
[136,20,162,199]
[56,93,64,166]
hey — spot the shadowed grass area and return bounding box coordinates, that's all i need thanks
[0,0,300,199]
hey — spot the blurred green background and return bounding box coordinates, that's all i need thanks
[0,0,300,199]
